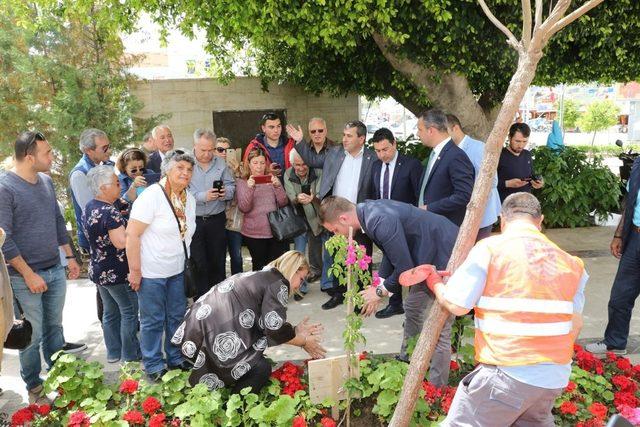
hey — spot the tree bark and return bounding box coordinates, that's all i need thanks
[388,46,545,427]
[372,32,494,140]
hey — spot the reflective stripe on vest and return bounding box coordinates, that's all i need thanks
[476,296,574,314]
[475,317,573,337]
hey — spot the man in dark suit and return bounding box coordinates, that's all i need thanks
[319,196,457,386]
[416,109,475,226]
[370,127,423,319]
[288,120,376,310]
[146,125,175,173]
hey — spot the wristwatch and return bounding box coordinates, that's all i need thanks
[375,286,385,298]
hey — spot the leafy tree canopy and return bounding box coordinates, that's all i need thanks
[136,0,639,138]
[578,99,620,133]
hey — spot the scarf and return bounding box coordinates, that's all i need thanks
[161,177,188,240]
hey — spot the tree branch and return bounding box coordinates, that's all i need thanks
[477,0,520,50]
[549,0,605,35]
[534,0,543,31]
[522,0,532,48]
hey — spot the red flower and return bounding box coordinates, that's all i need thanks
[123,410,145,425]
[142,396,162,415]
[421,381,441,404]
[320,416,337,427]
[292,415,307,427]
[559,401,578,415]
[440,386,456,413]
[149,413,167,427]
[11,408,34,425]
[616,357,633,372]
[576,419,605,427]
[36,404,51,416]
[574,344,584,353]
[588,402,608,420]
[170,419,181,427]
[449,360,460,371]
[68,411,91,427]
[612,375,638,393]
[606,352,618,362]
[565,381,577,393]
[119,379,139,394]
[358,352,368,361]
[614,391,639,409]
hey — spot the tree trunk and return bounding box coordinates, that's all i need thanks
[388,47,544,427]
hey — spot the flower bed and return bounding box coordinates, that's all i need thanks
[10,346,640,426]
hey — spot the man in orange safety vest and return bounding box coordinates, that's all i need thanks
[401,192,587,427]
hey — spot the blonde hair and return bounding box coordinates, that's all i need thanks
[268,250,309,286]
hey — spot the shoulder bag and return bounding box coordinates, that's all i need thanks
[267,185,308,241]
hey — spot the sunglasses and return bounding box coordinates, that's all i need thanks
[261,113,279,122]
[173,149,185,155]
[96,144,110,153]
[215,147,226,153]
[310,129,325,134]
[128,167,144,174]
[23,132,46,157]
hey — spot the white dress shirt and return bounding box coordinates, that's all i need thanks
[425,137,450,179]
[378,151,399,199]
[333,147,364,203]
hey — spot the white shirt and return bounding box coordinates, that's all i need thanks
[378,151,399,199]
[130,184,196,278]
[333,147,364,203]
[425,137,450,178]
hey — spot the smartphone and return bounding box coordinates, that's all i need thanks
[301,184,311,195]
[212,180,224,191]
[143,173,161,185]
[254,175,272,185]
[531,174,542,182]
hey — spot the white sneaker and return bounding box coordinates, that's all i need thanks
[585,340,627,355]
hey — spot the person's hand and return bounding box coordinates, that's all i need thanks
[422,265,451,293]
[303,334,327,359]
[295,316,324,337]
[286,124,304,143]
[297,193,312,204]
[271,174,282,187]
[132,175,147,188]
[506,178,528,188]
[611,236,623,259]
[205,188,220,201]
[67,258,81,280]
[128,270,142,291]
[531,178,544,189]
[25,271,47,293]
[359,286,382,317]
[247,176,256,188]
[269,163,283,177]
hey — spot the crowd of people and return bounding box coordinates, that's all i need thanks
[7,106,631,425]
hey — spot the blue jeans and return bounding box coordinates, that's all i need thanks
[294,234,309,293]
[320,231,334,291]
[10,264,66,390]
[97,283,141,362]
[138,273,186,374]
[605,231,640,349]
[226,230,244,275]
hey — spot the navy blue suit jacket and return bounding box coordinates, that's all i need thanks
[622,157,640,254]
[371,153,423,206]
[419,139,475,226]
[356,199,458,294]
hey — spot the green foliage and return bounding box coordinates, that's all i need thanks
[532,146,620,228]
[557,99,581,130]
[578,100,621,134]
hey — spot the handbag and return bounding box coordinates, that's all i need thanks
[267,186,308,241]
[5,300,32,350]
[158,184,199,298]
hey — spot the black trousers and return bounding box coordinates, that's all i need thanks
[231,356,272,393]
[243,236,289,271]
[327,231,373,298]
[190,213,227,299]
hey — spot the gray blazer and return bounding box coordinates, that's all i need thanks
[356,199,458,294]
[295,140,376,202]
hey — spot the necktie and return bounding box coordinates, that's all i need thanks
[418,151,436,206]
[382,163,390,199]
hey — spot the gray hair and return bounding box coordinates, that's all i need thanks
[289,148,302,165]
[501,192,542,220]
[87,165,116,196]
[79,128,108,153]
[418,109,448,133]
[151,124,172,139]
[308,117,326,127]
[161,149,196,176]
[193,128,217,144]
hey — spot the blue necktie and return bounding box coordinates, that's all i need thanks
[382,163,390,199]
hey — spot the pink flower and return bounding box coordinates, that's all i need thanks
[345,253,357,265]
[357,258,369,270]
[372,271,381,287]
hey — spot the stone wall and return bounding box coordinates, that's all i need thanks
[131,77,359,147]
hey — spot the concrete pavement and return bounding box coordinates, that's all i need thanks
[1,225,638,415]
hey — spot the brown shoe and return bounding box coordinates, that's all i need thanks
[28,385,52,405]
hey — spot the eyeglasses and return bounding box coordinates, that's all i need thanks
[23,132,46,157]
[98,144,110,153]
[310,129,325,134]
[128,167,144,174]
[173,149,185,155]
[215,147,226,153]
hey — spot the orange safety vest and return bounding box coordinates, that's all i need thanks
[474,222,584,366]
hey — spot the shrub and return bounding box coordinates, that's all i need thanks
[532,146,620,228]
